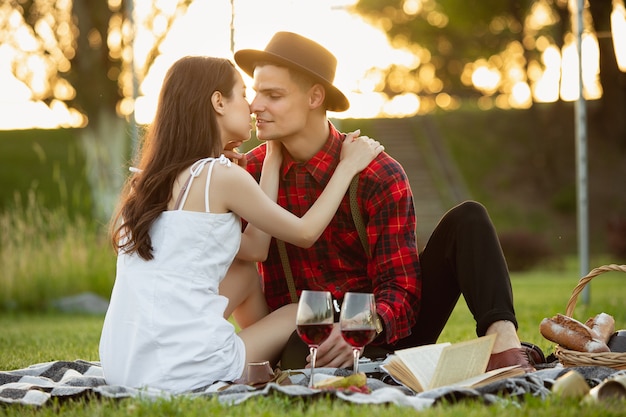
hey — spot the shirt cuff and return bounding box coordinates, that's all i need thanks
[376,302,396,345]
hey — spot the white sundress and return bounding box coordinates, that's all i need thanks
[99,155,245,393]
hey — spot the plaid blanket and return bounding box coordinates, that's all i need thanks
[0,360,432,408]
[0,360,619,408]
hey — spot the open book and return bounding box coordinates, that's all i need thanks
[381,334,525,393]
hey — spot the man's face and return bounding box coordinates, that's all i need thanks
[250,64,311,142]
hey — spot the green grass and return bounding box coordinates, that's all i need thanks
[0,199,115,311]
[0,128,92,218]
[1,265,625,415]
[1,110,625,415]
[4,395,624,417]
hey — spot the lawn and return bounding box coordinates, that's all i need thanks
[1,111,625,415]
[1,264,625,416]
[0,128,92,218]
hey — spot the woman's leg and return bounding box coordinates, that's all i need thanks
[219,258,269,329]
[238,303,298,366]
[221,260,298,369]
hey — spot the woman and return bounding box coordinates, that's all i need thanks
[98,56,383,393]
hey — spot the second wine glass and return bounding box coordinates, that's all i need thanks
[339,292,378,374]
[296,290,334,388]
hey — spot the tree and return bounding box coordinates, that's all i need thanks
[2,0,192,221]
[353,0,536,101]
[587,0,626,147]
[353,0,626,145]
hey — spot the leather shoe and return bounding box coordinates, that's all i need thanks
[521,341,546,366]
[487,347,536,373]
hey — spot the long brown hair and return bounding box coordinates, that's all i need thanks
[111,56,238,260]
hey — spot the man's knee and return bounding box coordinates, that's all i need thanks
[454,200,488,218]
[449,200,492,228]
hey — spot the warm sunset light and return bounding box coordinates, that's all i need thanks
[110,0,420,124]
[612,0,626,71]
[532,45,561,102]
[471,64,501,95]
[559,34,602,102]
[0,0,623,130]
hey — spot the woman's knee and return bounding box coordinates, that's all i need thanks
[228,259,262,288]
[220,259,263,318]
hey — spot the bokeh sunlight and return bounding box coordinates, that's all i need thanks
[0,0,625,130]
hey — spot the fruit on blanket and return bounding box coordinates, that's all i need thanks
[314,372,367,389]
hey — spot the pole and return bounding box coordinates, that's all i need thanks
[575,0,590,304]
[126,0,139,159]
[230,0,235,55]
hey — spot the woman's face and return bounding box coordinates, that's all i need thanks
[219,72,252,149]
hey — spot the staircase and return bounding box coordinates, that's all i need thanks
[370,117,469,250]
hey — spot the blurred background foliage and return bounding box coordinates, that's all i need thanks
[353,0,625,146]
[0,0,625,310]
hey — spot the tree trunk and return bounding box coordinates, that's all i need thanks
[588,0,626,148]
[78,113,129,222]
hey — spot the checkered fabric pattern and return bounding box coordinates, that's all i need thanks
[0,360,181,406]
[2,359,611,408]
[0,360,415,407]
[0,360,105,406]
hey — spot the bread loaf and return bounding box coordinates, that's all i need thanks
[540,313,610,353]
[584,312,615,343]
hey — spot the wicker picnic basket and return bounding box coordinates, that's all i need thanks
[554,264,626,370]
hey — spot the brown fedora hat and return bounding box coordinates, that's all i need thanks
[234,32,349,112]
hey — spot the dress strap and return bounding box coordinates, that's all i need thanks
[204,155,231,212]
[173,174,193,210]
[176,155,231,212]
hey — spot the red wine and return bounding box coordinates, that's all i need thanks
[297,323,333,346]
[341,328,376,348]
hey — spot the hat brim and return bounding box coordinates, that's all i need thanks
[234,49,349,112]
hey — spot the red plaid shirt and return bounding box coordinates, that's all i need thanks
[245,123,421,344]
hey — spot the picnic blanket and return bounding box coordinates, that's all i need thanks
[0,360,622,408]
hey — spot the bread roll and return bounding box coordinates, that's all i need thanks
[540,313,610,353]
[584,312,615,343]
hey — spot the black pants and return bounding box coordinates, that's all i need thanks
[281,200,518,368]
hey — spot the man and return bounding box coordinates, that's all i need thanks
[232,31,535,372]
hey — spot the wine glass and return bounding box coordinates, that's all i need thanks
[339,292,377,374]
[296,290,334,388]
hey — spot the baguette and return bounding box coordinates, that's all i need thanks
[584,312,615,343]
[540,313,610,353]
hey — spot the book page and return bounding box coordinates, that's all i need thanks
[454,365,524,389]
[381,358,424,392]
[428,334,496,389]
[393,342,450,391]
